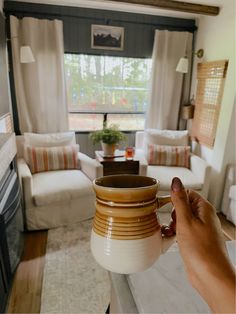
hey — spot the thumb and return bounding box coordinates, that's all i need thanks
[171,177,192,224]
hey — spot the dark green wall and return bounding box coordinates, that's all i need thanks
[4,1,196,58]
[0,11,10,118]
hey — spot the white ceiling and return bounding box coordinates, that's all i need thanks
[6,0,223,18]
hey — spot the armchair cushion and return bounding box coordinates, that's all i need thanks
[144,129,189,146]
[32,170,94,207]
[146,144,190,168]
[25,145,79,174]
[24,131,76,147]
[147,165,202,191]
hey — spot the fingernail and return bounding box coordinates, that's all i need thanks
[171,177,183,192]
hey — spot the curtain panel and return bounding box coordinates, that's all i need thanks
[145,30,193,130]
[10,15,68,133]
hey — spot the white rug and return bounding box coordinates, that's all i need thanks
[40,219,111,314]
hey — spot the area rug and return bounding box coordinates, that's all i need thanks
[40,219,111,314]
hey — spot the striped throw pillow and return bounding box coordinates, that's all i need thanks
[146,144,190,168]
[25,145,79,174]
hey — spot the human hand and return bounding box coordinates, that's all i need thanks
[171,177,227,278]
[171,177,235,313]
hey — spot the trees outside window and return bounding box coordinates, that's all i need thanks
[64,54,152,131]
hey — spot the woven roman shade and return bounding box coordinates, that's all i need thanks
[191,60,228,148]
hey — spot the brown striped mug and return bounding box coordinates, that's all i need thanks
[90,174,175,274]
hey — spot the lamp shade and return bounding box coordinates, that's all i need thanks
[20,46,35,63]
[176,57,189,73]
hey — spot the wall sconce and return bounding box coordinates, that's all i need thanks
[194,49,204,58]
[20,46,35,63]
[176,49,204,73]
[176,56,189,73]
[7,37,35,64]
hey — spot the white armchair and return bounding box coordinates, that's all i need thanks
[221,164,236,225]
[16,132,103,230]
[135,131,211,207]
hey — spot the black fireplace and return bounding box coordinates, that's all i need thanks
[0,160,24,312]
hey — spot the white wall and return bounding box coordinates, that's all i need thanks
[190,0,236,209]
[0,0,3,12]
[224,98,236,166]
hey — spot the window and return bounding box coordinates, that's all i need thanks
[64,54,152,131]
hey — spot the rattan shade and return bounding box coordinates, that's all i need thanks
[191,60,228,148]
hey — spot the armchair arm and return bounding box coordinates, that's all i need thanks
[16,158,33,208]
[78,152,103,181]
[190,154,211,198]
[135,131,145,150]
[135,149,148,176]
[221,165,236,216]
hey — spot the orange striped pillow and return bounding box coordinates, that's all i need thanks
[25,145,79,174]
[146,144,190,168]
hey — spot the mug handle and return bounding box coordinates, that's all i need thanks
[157,195,172,209]
[156,195,176,254]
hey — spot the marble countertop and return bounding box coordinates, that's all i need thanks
[128,241,236,313]
[110,241,236,314]
[128,243,210,313]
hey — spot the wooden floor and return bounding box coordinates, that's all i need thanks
[218,213,236,240]
[6,214,235,314]
[7,231,48,314]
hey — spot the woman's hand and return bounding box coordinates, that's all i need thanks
[171,177,235,313]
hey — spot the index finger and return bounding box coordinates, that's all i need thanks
[171,177,193,224]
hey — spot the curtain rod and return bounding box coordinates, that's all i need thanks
[5,12,197,32]
[4,1,196,30]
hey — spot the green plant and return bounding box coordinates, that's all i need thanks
[89,124,126,145]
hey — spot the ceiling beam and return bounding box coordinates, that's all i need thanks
[107,0,220,16]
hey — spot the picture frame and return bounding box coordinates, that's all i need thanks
[91,24,124,51]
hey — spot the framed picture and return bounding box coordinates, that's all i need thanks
[91,24,124,51]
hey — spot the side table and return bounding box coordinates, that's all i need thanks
[95,151,139,176]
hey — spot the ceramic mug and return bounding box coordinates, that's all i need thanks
[90,175,175,274]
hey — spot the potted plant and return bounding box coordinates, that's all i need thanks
[89,124,126,156]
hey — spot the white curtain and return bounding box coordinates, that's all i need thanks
[145,30,193,130]
[10,16,68,133]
